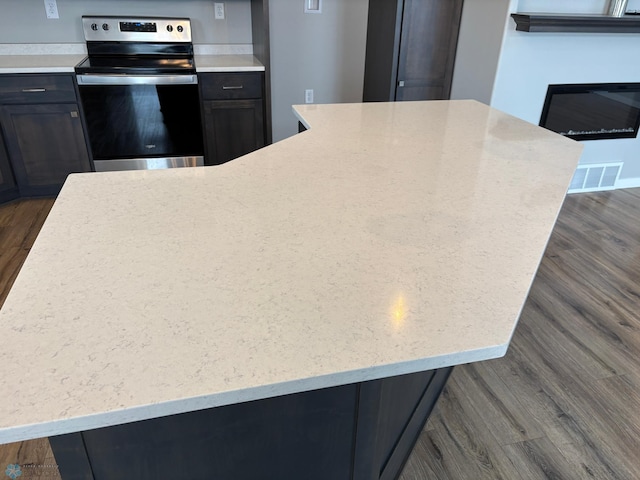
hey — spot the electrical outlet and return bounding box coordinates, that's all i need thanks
[44,0,59,19]
[214,3,225,20]
[305,89,314,104]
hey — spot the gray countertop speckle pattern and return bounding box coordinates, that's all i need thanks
[0,100,583,444]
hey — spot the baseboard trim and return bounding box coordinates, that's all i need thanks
[615,177,640,190]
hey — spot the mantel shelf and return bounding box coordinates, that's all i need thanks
[511,13,640,33]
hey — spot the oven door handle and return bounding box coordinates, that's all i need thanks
[76,74,198,86]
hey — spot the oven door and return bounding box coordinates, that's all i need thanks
[77,74,204,172]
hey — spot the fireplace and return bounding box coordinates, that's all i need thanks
[539,83,640,141]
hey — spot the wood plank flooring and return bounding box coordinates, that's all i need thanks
[0,198,54,306]
[1,188,639,480]
[401,187,640,480]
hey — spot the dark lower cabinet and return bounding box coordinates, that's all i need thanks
[0,104,91,196]
[0,74,92,200]
[0,132,18,203]
[199,72,267,166]
[202,98,265,165]
[49,367,453,480]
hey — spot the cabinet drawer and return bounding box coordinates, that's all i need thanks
[0,74,77,104]
[200,72,263,100]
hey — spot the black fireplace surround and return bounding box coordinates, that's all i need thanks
[540,83,640,141]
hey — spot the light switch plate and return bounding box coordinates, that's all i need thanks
[304,0,322,14]
[44,0,59,19]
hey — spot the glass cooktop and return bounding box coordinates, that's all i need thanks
[75,56,196,75]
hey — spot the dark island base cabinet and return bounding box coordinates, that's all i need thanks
[50,367,453,480]
[199,72,267,166]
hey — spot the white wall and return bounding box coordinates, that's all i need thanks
[450,0,513,105]
[491,0,640,180]
[269,0,369,142]
[453,0,640,182]
[0,0,252,44]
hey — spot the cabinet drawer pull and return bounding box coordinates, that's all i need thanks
[222,85,244,90]
[22,88,47,93]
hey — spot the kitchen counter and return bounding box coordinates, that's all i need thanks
[195,54,264,72]
[0,44,263,73]
[0,43,85,73]
[0,55,87,74]
[0,54,264,74]
[0,101,582,462]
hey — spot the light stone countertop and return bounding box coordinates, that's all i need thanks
[0,44,261,74]
[0,44,86,74]
[0,54,262,74]
[0,100,583,444]
[195,54,264,72]
[0,54,88,74]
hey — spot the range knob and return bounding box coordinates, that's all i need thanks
[90,23,98,31]
[166,25,173,32]
[102,23,109,31]
[177,25,184,33]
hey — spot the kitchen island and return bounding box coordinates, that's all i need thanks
[0,101,583,479]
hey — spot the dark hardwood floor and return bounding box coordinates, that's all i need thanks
[401,188,640,480]
[0,198,55,306]
[1,188,639,480]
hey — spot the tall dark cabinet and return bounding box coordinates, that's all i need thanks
[363,0,464,102]
[251,0,272,145]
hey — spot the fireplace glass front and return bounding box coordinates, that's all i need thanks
[539,83,640,141]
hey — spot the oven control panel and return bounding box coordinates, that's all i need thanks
[120,21,157,33]
[82,16,191,43]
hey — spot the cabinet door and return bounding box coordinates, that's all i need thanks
[0,103,91,196]
[395,0,464,101]
[0,132,18,204]
[203,99,265,166]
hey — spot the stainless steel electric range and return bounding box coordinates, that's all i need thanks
[75,16,204,172]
